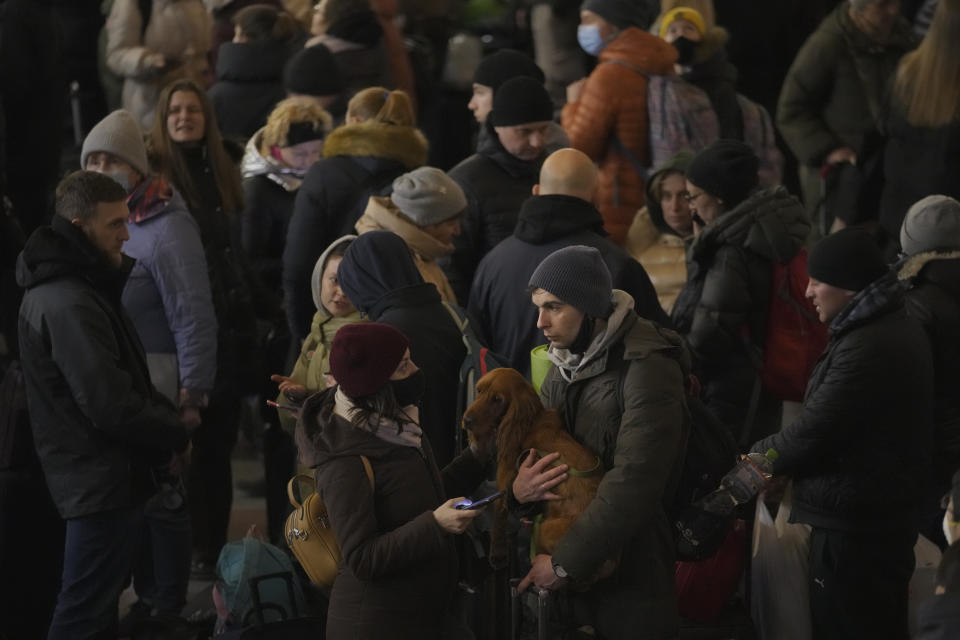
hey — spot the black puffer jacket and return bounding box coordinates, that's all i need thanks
[671,186,808,432]
[282,121,428,340]
[752,275,934,531]
[336,231,466,468]
[469,194,669,373]
[16,216,188,519]
[898,253,960,491]
[208,40,291,142]
[298,386,484,640]
[444,119,545,302]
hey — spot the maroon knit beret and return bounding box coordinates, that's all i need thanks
[329,323,409,398]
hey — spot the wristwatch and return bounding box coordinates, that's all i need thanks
[551,559,568,579]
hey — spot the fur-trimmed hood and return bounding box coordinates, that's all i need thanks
[897,250,960,282]
[322,121,428,170]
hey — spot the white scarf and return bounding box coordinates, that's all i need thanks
[333,386,423,450]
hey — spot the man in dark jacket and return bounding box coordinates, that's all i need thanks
[751,229,934,639]
[897,195,960,546]
[16,171,189,639]
[469,148,669,373]
[336,230,467,467]
[445,76,554,302]
[514,246,689,640]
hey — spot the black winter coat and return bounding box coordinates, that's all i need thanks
[899,253,960,491]
[878,108,960,251]
[16,216,188,519]
[469,194,669,373]
[209,41,290,142]
[672,186,808,433]
[444,119,545,302]
[298,387,485,640]
[240,174,295,292]
[752,275,934,532]
[282,122,428,340]
[337,231,467,468]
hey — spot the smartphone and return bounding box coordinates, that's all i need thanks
[266,399,301,412]
[454,491,503,510]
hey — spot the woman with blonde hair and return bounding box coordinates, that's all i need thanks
[148,79,258,576]
[879,0,960,256]
[241,97,332,292]
[282,88,428,341]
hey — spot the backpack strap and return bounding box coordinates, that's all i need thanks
[359,455,374,490]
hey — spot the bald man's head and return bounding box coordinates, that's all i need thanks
[536,148,599,202]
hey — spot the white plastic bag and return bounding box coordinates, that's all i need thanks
[750,483,812,640]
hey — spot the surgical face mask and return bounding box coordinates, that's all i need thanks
[944,511,956,546]
[577,24,607,56]
[102,169,134,194]
[672,36,698,66]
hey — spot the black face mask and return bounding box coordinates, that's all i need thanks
[672,36,698,66]
[391,369,425,407]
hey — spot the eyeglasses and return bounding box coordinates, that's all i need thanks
[684,190,708,205]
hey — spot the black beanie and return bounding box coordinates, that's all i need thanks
[686,139,760,207]
[473,49,545,92]
[807,228,887,292]
[528,245,614,318]
[284,45,346,97]
[489,77,554,127]
[581,0,655,29]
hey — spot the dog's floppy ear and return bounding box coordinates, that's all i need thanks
[496,374,542,459]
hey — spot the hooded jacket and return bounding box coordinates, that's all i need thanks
[625,153,693,313]
[445,119,545,303]
[283,121,428,340]
[469,194,669,373]
[16,215,188,519]
[561,27,677,245]
[671,186,809,432]
[121,176,217,397]
[538,292,689,638]
[240,130,302,291]
[355,196,457,303]
[336,231,466,467]
[209,40,291,141]
[898,252,960,492]
[276,237,365,434]
[752,274,933,532]
[296,386,484,639]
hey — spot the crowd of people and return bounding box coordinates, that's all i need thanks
[1,0,959,639]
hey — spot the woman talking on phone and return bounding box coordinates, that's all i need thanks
[296,322,490,639]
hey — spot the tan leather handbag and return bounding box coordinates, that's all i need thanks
[284,456,374,588]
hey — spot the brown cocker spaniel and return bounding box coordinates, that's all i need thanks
[462,368,613,580]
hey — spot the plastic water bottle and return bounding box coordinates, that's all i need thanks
[698,449,779,516]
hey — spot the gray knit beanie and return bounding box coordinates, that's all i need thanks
[528,245,614,318]
[391,167,467,226]
[81,110,150,176]
[900,195,960,256]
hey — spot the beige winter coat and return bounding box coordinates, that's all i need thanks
[355,196,458,304]
[106,0,212,130]
[625,208,687,314]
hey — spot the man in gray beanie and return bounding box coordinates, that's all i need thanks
[355,166,466,302]
[513,244,690,639]
[82,110,216,628]
[750,228,934,639]
[897,195,960,553]
[445,76,555,302]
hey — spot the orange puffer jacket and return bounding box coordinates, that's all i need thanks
[562,28,676,245]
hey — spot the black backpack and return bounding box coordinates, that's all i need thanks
[612,356,739,561]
